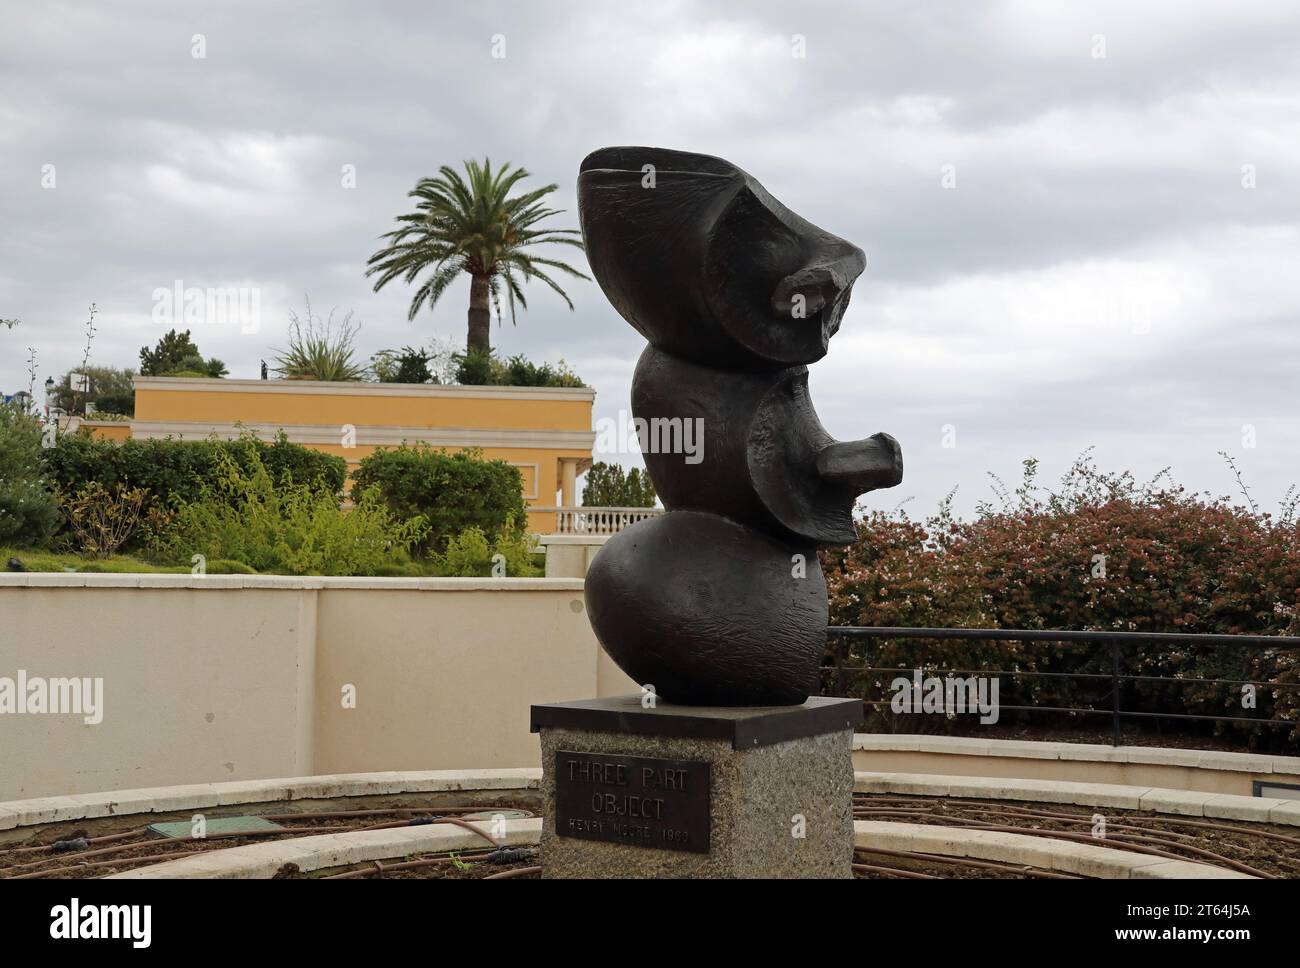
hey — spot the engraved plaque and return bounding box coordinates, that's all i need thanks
[553,750,711,853]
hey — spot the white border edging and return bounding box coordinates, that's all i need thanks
[0,769,543,832]
[854,771,1300,826]
[854,821,1253,879]
[853,733,1300,777]
[7,768,1296,835]
[107,818,543,879]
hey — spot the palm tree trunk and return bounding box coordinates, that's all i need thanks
[467,273,491,354]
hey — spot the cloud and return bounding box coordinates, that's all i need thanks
[2,0,1297,518]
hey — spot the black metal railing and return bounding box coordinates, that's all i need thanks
[824,626,1300,746]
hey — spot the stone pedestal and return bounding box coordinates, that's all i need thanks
[530,695,862,878]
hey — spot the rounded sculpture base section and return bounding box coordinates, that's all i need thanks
[584,510,827,706]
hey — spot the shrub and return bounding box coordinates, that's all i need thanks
[435,518,540,577]
[823,453,1300,749]
[370,346,435,384]
[453,347,498,386]
[273,299,366,381]
[59,483,150,558]
[368,560,427,578]
[150,446,427,576]
[201,558,259,575]
[41,431,347,549]
[0,404,60,547]
[581,462,656,507]
[351,444,527,553]
[139,329,227,378]
[501,353,584,388]
[33,555,255,574]
[452,348,584,388]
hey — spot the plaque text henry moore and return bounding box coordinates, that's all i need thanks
[554,750,711,853]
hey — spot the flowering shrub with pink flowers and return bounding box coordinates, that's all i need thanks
[822,452,1300,749]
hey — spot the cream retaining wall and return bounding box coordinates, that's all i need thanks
[537,534,608,578]
[4,572,1293,803]
[0,575,635,801]
[852,735,1300,797]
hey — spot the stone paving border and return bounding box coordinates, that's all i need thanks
[123,816,1242,880]
[7,766,1297,834]
[110,813,1250,879]
[5,767,1287,879]
[853,733,1300,777]
[854,771,1300,826]
[0,769,543,832]
[853,821,1254,879]
[107,818,543,879]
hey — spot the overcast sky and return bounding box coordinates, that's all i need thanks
[2,0,1297,517]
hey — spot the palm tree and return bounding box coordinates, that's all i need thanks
[366,159,588,354]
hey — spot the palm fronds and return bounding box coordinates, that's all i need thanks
[365,159,588,338]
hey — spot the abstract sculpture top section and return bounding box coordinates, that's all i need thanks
[579,147,867,369]
[578,146,902,707]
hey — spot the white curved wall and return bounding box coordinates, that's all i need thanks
[0,575,635,800]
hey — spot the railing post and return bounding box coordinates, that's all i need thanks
[837,631,857,696]
[1111,639,1121,747]
[834,632,849,697]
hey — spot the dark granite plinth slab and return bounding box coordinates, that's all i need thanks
[530,694,863,750]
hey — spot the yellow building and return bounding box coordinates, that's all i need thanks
[82,376,597,534]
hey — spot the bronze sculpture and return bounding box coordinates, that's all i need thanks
[579,147,902,706]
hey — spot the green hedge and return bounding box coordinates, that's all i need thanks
[41,431,347,548]
[822,455,1300,750]
[0,404,60,547]
[452,348,585,388]
[149,444,427,576]
[351,445,526,553]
